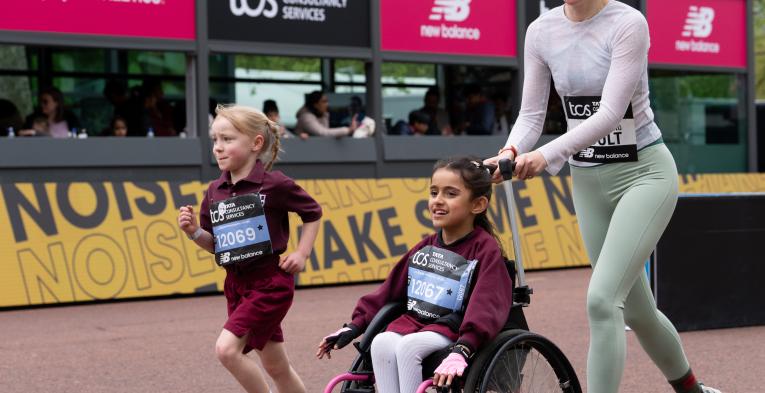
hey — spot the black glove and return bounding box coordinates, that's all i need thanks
[323,323,361,350]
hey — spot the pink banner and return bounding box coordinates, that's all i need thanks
[0,0,195,41]
[647,0,746,68]
[381,0,516,58]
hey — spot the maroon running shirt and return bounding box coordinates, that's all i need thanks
[200,160,322,277]
[349,226,513,352]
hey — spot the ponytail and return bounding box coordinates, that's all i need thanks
[475,211,507,260]
[264,118,281,171]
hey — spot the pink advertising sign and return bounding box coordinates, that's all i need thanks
[381,0,516,58]
[647,0,746,68]
[0,0,195,41]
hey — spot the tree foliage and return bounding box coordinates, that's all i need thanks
[756,0,765,99]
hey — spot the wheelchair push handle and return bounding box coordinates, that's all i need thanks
[483,159,516,181]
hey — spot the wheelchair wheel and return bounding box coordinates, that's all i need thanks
[463,330,581,393]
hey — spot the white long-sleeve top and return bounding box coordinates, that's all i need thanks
[294,107,350,137]
[506,1,662,175]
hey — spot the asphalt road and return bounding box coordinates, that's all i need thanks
[0,267,761,392]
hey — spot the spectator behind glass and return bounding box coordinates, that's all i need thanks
[419,86,452,135]
[0,98,23,136]
[138,78,178,136]
[463,84,495,135]
[110,115,128,137]
[103,79,129,119]
[31,114,49,136]
[340,95,375,138]
[492,92,511,135]
[21,86,80,138]
[262,99,292,138]
[294,90,356,139]
[391,110,430,136]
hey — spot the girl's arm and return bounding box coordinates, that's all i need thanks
[279,219,319,274]
[456,245,513,353]
[191,228,215,254]
[296,219,320,256]
[178,205,215,253]
[349,250,413,331]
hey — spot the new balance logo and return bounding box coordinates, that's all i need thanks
[230,0,278,18]
[407,299,417,310]
[580,148,595,159]
[681,6,714,38]
[429,0,471,22]
[220,252,231,264]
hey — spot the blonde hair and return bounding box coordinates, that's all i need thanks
[214,104,282,170]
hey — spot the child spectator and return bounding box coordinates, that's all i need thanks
[110,116,128,137]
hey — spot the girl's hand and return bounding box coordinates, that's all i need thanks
[178,205,199,235]
[279,251,307,274]
[316,324,360,359]
[433,353,468,388]
[483,149,516,184]
[514,151,548,180]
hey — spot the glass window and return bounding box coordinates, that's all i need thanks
[0,45,37,71]
[52,48,106,73]
[381,62,437,133]
[649,71,746,173]
[210,81,321,128]
[127,51,186,76]
[211,54,321,82]
[0,76,36,132]
[334,59,366,84]
[382,62,436,85]
[210,54,325,129]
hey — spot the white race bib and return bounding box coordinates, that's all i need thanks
[564,96,638,166]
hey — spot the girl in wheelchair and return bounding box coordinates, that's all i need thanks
[317,156,514,392]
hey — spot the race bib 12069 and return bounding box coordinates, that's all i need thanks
[211,193,273,267]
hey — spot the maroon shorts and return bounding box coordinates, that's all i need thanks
[222,267,295,353]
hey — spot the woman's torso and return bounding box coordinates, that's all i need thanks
[531,1,662,164]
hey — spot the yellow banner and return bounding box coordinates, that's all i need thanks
[1,173,764,307]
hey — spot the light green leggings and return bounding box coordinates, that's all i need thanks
[571,143,691,393]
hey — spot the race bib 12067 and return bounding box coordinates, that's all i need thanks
[406,245,477,322]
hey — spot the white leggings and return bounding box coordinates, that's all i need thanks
[370,331,453,393]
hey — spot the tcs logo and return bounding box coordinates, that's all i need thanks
[230,0,278,18]
[412,250,430,267]
[567,102,593,118]
[429,0,471,22]
[682,6,714,38]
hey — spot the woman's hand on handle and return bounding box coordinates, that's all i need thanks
[514,151,548,180]
[483,149,515,184]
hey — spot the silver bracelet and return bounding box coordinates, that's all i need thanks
[187,227,204,240]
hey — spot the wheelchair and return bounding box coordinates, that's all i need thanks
[323,160,582,393]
